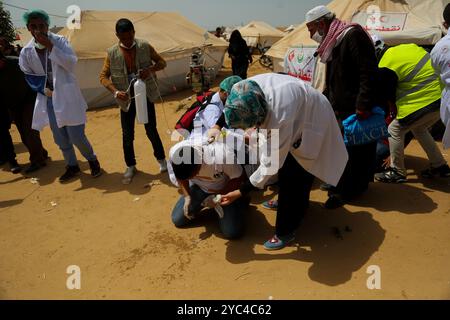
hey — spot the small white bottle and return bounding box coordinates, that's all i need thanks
[134,78,148,124]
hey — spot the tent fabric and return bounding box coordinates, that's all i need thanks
[267,0,448,61]
[238,20,285,47]
[14,28,33,47]
[59,11,228,60]
[54,11,228,108]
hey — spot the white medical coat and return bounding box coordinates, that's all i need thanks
[431,34,450,149]
[19,32,87,131]
[247,73,348,188]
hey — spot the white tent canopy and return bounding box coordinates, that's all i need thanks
[268,0,448,74]
[238,20,285,48]
[57,11,228,108]
[14,28,32,47]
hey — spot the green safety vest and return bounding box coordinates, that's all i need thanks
[379,44,441,120]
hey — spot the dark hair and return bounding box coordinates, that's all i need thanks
[115,18,134,33]
[171,146,202,180]
[229,30,244,44]
[444,3,450,25]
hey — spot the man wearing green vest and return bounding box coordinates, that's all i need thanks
[373,39,450,183]
[100,18,167,185]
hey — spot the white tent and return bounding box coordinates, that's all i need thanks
[238,20,285,48]
[267,0,448,84]
[58,11,228,108]
[14,28,32,47]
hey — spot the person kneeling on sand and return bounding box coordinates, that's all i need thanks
[168,140,248,240]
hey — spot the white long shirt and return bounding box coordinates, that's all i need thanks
[247,73,348,188]
[19,32,88,131]
[431,34,450,149]
[190,92,224,140]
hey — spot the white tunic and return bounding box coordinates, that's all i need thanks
[247,73,348,188]
[431,34,450,149]
[19,33,88,131]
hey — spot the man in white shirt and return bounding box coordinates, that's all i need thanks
[190,76,241,141]
[169,140,247,239]
[431,3,450,152]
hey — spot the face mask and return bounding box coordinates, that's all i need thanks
[120,41,136,49]
[34,41,46,50]
[311,30,323,43]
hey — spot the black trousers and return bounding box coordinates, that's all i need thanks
[120,99,165,167]
[333,142,377,199]
[232,60,249,79]
[276,153,315,237]
[0,109,15,162]
[10,101,48,164]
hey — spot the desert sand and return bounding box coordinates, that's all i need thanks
[1,56,449,300]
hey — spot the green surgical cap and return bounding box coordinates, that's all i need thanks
[219,76,242,94]
[23,10,50,26]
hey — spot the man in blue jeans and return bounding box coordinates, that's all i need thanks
[168,140,248,239]
[19,10,101,182]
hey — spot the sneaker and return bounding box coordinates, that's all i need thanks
[420,164,450,178]
[324,194,345,209]
[122,165,137,185]
[9,160,21,174]
[263,233,295,251]
[374,168,407,183]
[59,165,80,183]
[262,199,278,210]
[25,161,46,174]
[88,159,102,178]
[158,159,167,173]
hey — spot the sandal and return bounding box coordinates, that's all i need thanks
[262,199,278,210]
[263,233,295,251]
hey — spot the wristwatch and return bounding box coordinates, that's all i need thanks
[114,90,119,98]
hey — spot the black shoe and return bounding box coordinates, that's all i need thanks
[324,195,344,210]
[88,159,102,178]
[421,164,450,178]
[374,168,407,183]
[59,165,80,183]
[25,161,46,174]
[320,183,336,192]
[9,160,21,174]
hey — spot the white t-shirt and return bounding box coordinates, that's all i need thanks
[168,140,243,193]
[190,92,224,140]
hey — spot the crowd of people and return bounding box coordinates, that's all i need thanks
[1,6,449,251]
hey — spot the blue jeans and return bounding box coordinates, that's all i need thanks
[171,184,246,239]
[47,99,97,167]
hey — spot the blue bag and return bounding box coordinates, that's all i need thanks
[342,107,389,146]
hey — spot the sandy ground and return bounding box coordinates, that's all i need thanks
[1,56,449,300]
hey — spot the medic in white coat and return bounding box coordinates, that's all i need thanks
[220,73,348,250]
[431,29,450,150]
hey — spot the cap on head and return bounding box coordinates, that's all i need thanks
[23,9,50,26]
[305,5,332,23]
[219,76,242,94]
